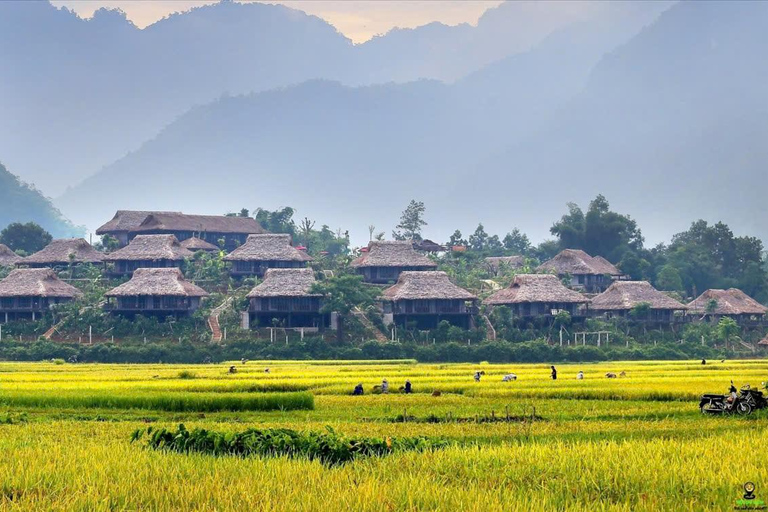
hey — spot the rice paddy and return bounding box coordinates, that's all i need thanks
[0,359,766,510]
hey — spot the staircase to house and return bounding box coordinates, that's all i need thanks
[42,320,64,340]
[738,339,756,353]
[209,298,233,343]
[353,307,388,342]
[481,314,496,341]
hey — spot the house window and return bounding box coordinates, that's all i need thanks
[18,297,32,309]
[272,298,290,311]
[0,298,13,309]
[379,267,396,278]
[414,300,431,313]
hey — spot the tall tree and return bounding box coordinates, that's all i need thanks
[254,207,296,236]
[392,200,427,241]
[0,222,52,254]
[503,228,531,255]
[551,195,643,262]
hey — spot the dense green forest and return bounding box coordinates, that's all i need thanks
[0,162,82,238]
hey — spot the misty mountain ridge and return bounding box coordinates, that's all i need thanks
[0,0,670,194]
[54,0,768,247]
[0,163,80,238]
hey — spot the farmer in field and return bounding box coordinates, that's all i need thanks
[577,371,584,380]
[474,371,481,383]
[404,380,412,394]
[551,366,557,380]
[502,373,516,382]
[381,379,389,394]
[353,383,364,395]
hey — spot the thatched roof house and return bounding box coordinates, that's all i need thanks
[0,269,82,320]
[224,234,312,277]
[382,271,476,301]
[0,244,22,267]
[484,274,589,318]
[687,289,767,319]
[381,271,477,329]
[105,268,208,316]
[246,269,326,329]
[0,269,82,298]
[414,239,446,253]
[591,281,686,322]
[484,256,525,275]
[96,211,266,249]
[104,235,194,276]
[21,238,104,268]
[538,249,622,292]
[96,210,179,245]
[180,237,220,253]
[247,268,320,299]
[351,241,437,284]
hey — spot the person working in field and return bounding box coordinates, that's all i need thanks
[474,371,482,383]
[404,380,412,394]
[551,366,557,380]
[381,379,389,394]
[577,371,584,380]
[353,383,364,395]
[502,373,517,382]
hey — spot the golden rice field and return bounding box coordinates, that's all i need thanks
[0,359,766,511]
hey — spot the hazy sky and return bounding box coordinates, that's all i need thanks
[52,1,505,42]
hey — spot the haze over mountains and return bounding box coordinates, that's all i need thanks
[1,0,632,193]
[4,0,766,246]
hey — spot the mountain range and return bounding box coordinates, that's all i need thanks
[5,0,767,247]
[0,0,666,194]
[0,163,81,238]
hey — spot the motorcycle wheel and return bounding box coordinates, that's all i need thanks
[700,402,721,414]
[737,402,753,416]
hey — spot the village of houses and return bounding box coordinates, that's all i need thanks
[0,210,766,346]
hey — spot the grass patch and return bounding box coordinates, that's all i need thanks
[0,391,314,413]
[132,424,448,466]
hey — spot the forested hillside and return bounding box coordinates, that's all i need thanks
[0,163,80,238]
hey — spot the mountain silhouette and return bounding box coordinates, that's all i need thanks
[0,0,667,195]
[0,162,80,238]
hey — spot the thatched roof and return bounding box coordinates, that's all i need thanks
[538,249,621,276]
[104,235,194,262]
[591,281,687,311]
[22,239,104,266]
[180,237,220,252]
[246,268,320,298]
[0,269,82,298]
[382,271,476,301]
[484,274,589,305]
[130,213,266,235]
[223,234,312,262]
[96,210,180,235]
[105,268,208,297]
[0,244,22,267]
[351,241,437,268]
[484,256,525,273]
[687,289,767,316]
[414,239,446,252]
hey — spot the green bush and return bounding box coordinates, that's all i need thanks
[132,424,447,466]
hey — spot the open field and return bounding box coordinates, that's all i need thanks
[0,360,766,510]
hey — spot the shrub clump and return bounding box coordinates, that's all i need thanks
[132,424,448,466]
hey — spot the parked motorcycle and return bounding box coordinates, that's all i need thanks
[699,382,755,415]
